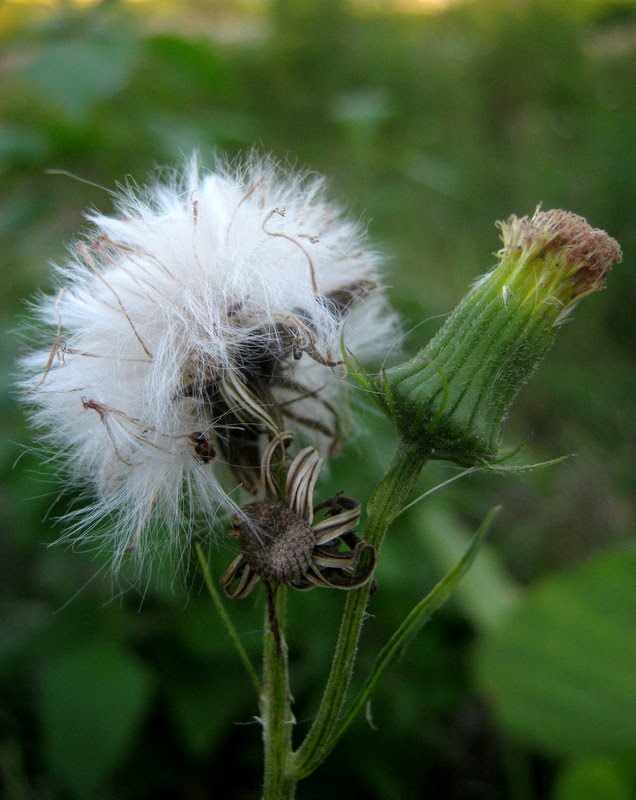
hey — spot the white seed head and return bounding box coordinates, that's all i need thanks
[19,154,396,570]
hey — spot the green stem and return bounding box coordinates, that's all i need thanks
[194,542,261,695]
[327,506,499,753]
[292,438,429,779]
[261,585,296,800]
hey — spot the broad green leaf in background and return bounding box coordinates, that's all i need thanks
[0,125,49,173]
[552,756,635,800]
[165,669,252,757]
[40,641,153,799]
[20,37,138,122]
[476,544,636,756]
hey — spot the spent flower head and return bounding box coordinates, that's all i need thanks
[383,208,622,465]
[221,431,375,599]
[20,154,396,569]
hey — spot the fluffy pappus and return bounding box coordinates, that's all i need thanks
[19,154,396,570]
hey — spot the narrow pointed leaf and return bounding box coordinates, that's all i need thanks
[481,454,573,473]
[324,506,500,754]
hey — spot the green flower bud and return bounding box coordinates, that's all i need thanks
[382,209,622,465]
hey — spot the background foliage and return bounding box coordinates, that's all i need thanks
[1,1,635,798]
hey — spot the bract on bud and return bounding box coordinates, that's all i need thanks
[382,208,622,465]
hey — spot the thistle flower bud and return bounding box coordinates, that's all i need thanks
[383,208,622,465]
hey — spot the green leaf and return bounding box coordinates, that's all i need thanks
[340,336,384,407]
[21,37,138,121]
[40,641,153,799]
[416,507,520,632]
[476,544,636,756]
[553,757,635,800]
[165,669,251,757]
[481,454,573,473]
[325,506,500,754]
[193,543,261,694]
[0,125,49,172]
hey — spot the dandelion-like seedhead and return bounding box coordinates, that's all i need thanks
[20,154,396,570]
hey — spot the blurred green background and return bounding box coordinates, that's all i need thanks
[1,0,635,798]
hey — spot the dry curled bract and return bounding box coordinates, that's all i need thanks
[221,433,375,598]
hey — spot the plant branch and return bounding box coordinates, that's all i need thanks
[261,584,296,799]
[325,506,500,754]
[292,438,429,779]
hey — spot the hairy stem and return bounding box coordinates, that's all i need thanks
[261,584,296,800]
[292,439,429,778]
[327,506,499,753]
